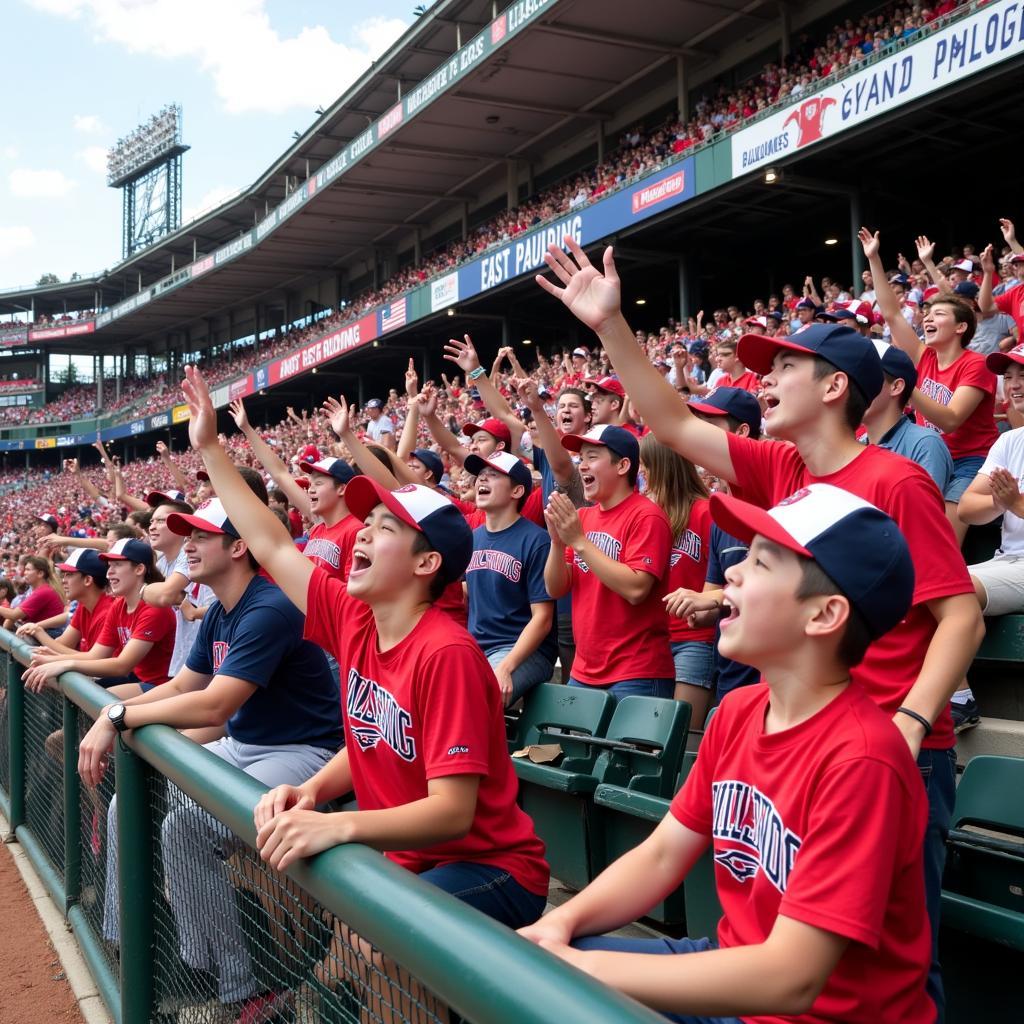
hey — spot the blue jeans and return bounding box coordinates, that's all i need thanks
[671,641,715,688]
[572,935,741,1023]
[486,646,555,703]
[918,746,956,1023]
[419,862,546,929]
[945,455,985,502]
[568,676,674,702]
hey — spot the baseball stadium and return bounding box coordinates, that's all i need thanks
[1,1,1022,1021]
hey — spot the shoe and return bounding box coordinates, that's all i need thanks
[951,698,980,734]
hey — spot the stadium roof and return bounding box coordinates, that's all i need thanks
[0,0,819,339]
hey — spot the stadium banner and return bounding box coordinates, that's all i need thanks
[731,0,1024,177]
[34,438,56,449]
[430,272,459,312]
[268,312,378,385]
[172,403,191,424]
[228,374,254,401]
[29,321,96,341]
[457,158,696,302]
[0,326,29,347]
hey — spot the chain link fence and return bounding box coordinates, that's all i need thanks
[22,686,66,875]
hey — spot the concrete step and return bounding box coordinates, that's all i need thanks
[955,716,1024,767]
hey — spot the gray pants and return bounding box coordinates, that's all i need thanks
[103,736,335,1003]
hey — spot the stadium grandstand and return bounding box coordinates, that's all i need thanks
[2,0,1022,1021]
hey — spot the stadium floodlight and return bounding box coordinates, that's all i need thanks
[107,105,189,259]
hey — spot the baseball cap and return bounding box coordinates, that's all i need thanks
[298,444,321,463]
[560,424,640,465]
[819,300,873,325]
[343,478,472,587]
[738,323,884,403]
[1008,253,1024,265]
[710,483,914,640]
[794,297,818,311]
[986,341,1024,375]
[871,340,918,392]
[743,315,769,329]
[365,398,384,410]
[954,281,980,300]
[166,497,240,538]
[299,457,356,485]
[145,488,190,508]
[461,418,512,447]
[584,375,626,398]
[100,538,155,567]
[921,286,941,303]
[36,514,59,530]
[889,273,910,286]
[55,547,108,585]
[412,448,445,484]
[464,451,533,494]
[952,258,974,273]
[687,387,762,436]
[571,347,589,359]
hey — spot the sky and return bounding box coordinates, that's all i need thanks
[0,0,418,293]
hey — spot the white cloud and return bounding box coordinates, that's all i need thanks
[9,168,78,198]
[78,146,108,174]
[73,114,103,134]
[27,1,409,116]
[0,226,36,259]
[183,184,242,224]
[1,145,19,161]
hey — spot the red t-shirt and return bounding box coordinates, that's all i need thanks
[304,515,361,582]
[672,683,931,1024]
[666,498,715,643]
[565,491,674,684]
[521,488,544,528]
[303,567,549,894]
[96,596,175,686]
[19,583,65,624]
[726,435,973,749]
[994,285,1024,339]
[70,592,115,651]
[729,369,762,394]
[914,347,998,460]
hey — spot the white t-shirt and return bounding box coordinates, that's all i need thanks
[158,549,215,676]
[979,427,1024,555]
[366,415,395,442]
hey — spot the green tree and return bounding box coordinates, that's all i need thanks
[36,272,60,286]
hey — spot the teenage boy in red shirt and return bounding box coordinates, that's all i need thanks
[543,423,674,700]
[521,484,932,1024]
[535,238,983,1019]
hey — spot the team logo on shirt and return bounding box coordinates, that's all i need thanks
[467,549,523,582]
[918,376,953,412]
[212,641,229,672]
[304,538,342,569]
[670,529,702,567]
[346,669,416,761]
[711,780,803,893]
[574,531,622,573]
[117,626,132,645]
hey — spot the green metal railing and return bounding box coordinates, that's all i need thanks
[0,629,659,1024]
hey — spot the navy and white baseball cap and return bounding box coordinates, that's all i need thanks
[794,297,818,311]
[710,483,914,640]
[36,514,59,530]
[99,538,155,567]
[738,322,884,404]
[687,386,762,437]
[819,300,872,326]
[166,498,240,539]
[954,281,980,301]
[55,547,108,585]
[464,451,533,494]
[299,457,356,485]
[343,478,473,586]
[145,488,191,509]
[560,424,640,465]
[872,340,918,392]
[365,398,384,410]
[412,448,445,485]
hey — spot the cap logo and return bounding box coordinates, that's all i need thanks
[395,484,417,494]
[777,487,813,507]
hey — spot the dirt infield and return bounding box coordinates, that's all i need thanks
[0,839,84,1023]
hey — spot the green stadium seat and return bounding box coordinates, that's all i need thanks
[507,682,614,755]
[941,755,1024,951]
[973,614,1024,663]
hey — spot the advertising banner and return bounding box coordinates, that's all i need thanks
[731,0,1024,177]
[268,313,377,384]
[172,404,191,424]
[29,321,96,341]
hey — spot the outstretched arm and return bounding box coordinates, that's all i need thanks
[443,335,525,451]
[182,367,314,614]
[156,441,191,494]
[914,236,953,295]
[859,228,924,364]
[322,396,415,489]
[535,239,735,483]
[978,244,998,317]
[418,386,472,468]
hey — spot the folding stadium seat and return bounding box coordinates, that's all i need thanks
[941,755,1024,951]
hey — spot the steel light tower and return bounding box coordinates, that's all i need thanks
[107,105,189,259]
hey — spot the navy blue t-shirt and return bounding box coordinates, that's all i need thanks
[467,517,557,661]
[186,575,344,750]
[534,445,573,620]
[705,524,760,702]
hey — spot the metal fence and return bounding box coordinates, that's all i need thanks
[0,629,660,1024]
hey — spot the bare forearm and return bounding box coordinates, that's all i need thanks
[339,793,472,850]
[572,538,654,605]
[501,608,554,671]
[340,428,404,488]
[301,748,353,804]
[423,412,469,466]
[957,490,1001,525]
[544,546,571,599]
[243,426,313,517]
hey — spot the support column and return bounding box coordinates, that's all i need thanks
[678,254,692,322]
[506,160,518,209]
[780,3,792,61]
[461,203,470,241]
[414,228,422,264]
[596,122,605,164]
[676,56,690,123]
[849,190,864,292]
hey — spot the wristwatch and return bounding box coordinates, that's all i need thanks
[107,703,129,734]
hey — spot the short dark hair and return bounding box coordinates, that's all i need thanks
[721,413,762,440]
[220,533,259,572]
[237,465,269,505]
[795,557,873,668]
[607,449,639,488]
[155,499,193,517]
[410,531,447,602]
[558,387,591,413]
[811,356,869,432]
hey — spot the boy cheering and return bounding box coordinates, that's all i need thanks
[521,485,932,1024]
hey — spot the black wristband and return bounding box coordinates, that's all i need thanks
[896,706,933,737]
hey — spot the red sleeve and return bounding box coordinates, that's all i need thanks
[725,434,804,508]
[70,604,85,632]
[131,603,174,643]
[778,759,910,948]
[994,291,1015,316]
[521,488,544,527]
[303,564,355,658]
[623,509,672,579]
[19,587,62,622]
[954,353,996,394]
[97,607,119,649]
[415,644,494,779]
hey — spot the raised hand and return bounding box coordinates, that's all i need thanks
[321,395,351,436]
[443,334,482,375]
[513,376,542,411]
[915,235,935,264]
[858,227,881,261]
[999,218,1017,246]
[404,357,419,398]
[416,382,439,418]
[181,365,219,450]
[535,236,621,334]
[228,398,251,433]
[155,440,171,459]
[980,243,996,275]
[544,490,584,548]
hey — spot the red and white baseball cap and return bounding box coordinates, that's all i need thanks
[298,444,321,463]
[986,342,1024,375]
[743,316,769,329]
[145,488,190,508]
[460,418,512,447]
[343,478,473,587]
[819,300,872,326]
[166,498,240,538]
[583,375,626,398]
